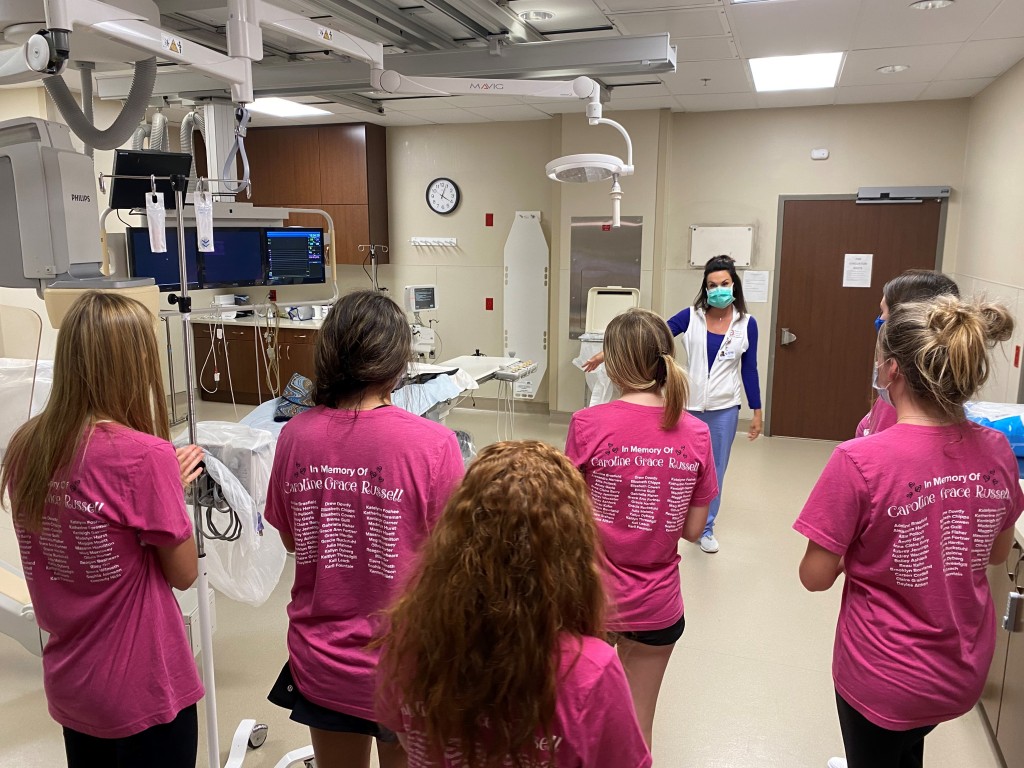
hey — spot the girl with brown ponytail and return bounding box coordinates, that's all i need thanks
[796,296,1024,768]
[566,308,719,751]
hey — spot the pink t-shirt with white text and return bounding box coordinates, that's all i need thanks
[855,397,897,438]
[794,421,1024,730]
[377,635,651,768]
[265,405,464,720]
[14,424,203,739]
[565,401,718,631]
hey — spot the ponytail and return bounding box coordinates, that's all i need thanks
[882,296,1015,420]
[660,353,688,430]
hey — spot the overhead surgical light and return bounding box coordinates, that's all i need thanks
[546,87,634,228]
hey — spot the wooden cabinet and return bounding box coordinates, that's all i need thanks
[243,123,388,266]
[983,539,1024,768]
[193,323,319,406]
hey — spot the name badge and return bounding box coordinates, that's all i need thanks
[720,350,737,361]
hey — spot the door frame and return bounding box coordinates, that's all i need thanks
[763,194,948,438]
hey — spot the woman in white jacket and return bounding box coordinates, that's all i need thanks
[585,255,762,553]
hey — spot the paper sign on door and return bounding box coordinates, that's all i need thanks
[843,254,873,288]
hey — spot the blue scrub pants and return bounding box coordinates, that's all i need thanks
[688,405,740,538]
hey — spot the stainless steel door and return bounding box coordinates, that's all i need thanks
[569,216,642,339]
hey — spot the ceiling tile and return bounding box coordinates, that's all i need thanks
[839,44,962,87]
[937,38,1024,80]
[917,77,996,100]
[529,99,590,113]
[834,83,929,104]
[676,91,757,111]
[605,95,678,110]
[974,0,1024,41]
[673,36,738,61]
[543,29,622,40]
[610,7,729,37]
[754,88,835,108]
[853,0,1001,49]
[661,58,750,93]
[601,0,724,14]
[726,0,859,58]
[362,112,435,126]
[605,81,672,97]
[442,95,529,108]
[463,105,553,121]
[376,96,459,111]
[412,109,494,124]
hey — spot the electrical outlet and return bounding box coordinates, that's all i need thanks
[216,327,224,339]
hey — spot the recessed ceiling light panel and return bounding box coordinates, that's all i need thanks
[910,0,954,9]
[246,98,331,118]
[749,52,844,92]
[877,64,911,74]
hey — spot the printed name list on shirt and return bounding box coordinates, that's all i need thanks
[885,471,1009,587]
[588,444,701,532]
[285,462,408,579]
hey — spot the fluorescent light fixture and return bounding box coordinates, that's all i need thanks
[910,0,953,9]
[749,52,844,92]
[246,98,331,118]
[518,9,555,21]
[877,64,910,74]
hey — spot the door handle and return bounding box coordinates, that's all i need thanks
[1003,591,1024,633]
[781,328,797,346]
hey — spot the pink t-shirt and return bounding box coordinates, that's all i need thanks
[855,397,897,438]
[794,421,1024,730]
[565,401,718,631]
[265,405,464,720]
[377,635,652,768]
[14,424,203,739]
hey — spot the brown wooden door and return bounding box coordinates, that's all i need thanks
[770,198,944,440]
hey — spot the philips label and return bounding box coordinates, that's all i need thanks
[71,194,91,203]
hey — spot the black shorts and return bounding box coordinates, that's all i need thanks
[268,662,397,742]
[613,614,686,647]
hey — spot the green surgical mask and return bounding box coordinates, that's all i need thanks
[707,286,734,309]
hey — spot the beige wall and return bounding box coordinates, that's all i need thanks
[952,58,1024,404]
[664,100,971,419]
[8,76,1024,411]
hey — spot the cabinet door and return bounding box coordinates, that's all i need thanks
[318,125,368,204]
[983,559,1014,732]
[244,127,322,206]
[996,541,1024,768]
[278,329,317,383]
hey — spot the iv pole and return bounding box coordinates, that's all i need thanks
[97,170,266,768]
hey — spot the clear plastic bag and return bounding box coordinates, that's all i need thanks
[455,430,477,467]
[175,422,286,606]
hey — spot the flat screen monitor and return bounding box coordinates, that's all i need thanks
[109,150,193,210]
[200,228,266,288]
[126,227,199,291]
[265,228,326,286]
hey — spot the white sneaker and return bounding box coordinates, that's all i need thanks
[827,758,847,768]
[699,534,719,553]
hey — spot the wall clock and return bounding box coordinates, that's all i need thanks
[426,177,461,215]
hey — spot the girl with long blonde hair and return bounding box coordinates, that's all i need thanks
[567,307,718,751]
[2,291,204,768]
[376,441,651,768]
